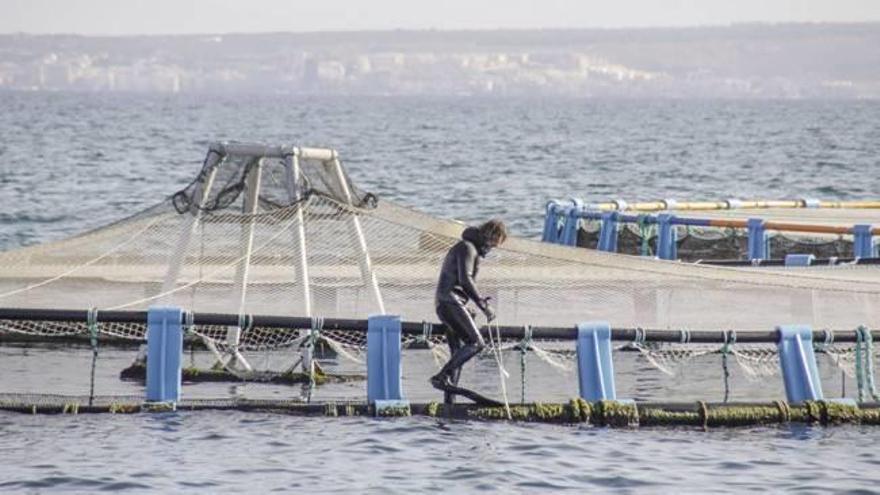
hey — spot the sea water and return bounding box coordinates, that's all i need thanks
[0,92,879,492]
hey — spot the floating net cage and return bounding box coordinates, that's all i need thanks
[1,142,880,425]
[574,203,880,262]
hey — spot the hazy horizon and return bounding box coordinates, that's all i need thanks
[5,0,880,35]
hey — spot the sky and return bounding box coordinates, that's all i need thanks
[3,0,880,35]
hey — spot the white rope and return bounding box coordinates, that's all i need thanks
[485,316,512,420]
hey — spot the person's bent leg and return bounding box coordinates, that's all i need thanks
[432,303,485,392]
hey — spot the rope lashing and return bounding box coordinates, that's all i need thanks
[862,326,879,401]
[637,214,653,256]
[855,327,866,402]
[87,307,99,407]
[306,316,324,403]
[721,329,736,403]
[679,329,691,344]
[183,311,196,367]
[520,325,533,405]
[855,326,879,403]
[633,327,646,347]
[421,320,433,344]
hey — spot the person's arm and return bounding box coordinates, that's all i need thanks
[457,243,487,310]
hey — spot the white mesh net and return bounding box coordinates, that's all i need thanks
[0,143,879,380]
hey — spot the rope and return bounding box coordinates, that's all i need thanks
[856,327,866,402]
[862,326,879,401]
[520,325,532,405]
[855,326,879,403]
[306,316,324,403]
[721,329,736,403]
[486,318,512,420]
[637,214,653,256]
[87,307,99,407]
[183,311,196,368]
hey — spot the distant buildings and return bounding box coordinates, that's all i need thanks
[0,26,877,98]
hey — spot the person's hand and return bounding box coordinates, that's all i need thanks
[480,298,496,323]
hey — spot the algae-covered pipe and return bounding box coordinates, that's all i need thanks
[0,307,875,344]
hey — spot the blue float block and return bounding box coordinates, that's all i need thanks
[146,306,184,403]
[576,321,616,401]
[367,314,404,403]
[777,325,824,403]
[747,218,769,260]
[853,224,875,258]
[560,200,583,247]
[785,254,815,267]
[542,201,562,243]
[656,213,677,260]
[597,212,619,252]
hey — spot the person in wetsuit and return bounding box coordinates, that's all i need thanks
[430,219,508,403]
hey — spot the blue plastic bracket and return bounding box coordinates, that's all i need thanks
[656,213,677,260]
[747,218,769,260]
[146,306,184,404]
[785,254,815,267]
[597,212,619,252]
[777,325,824,403]
[367,314,405,404]
[541,201,562,243]
[576,321,616,401]
[560,199,583,247]
[853,224,876,258]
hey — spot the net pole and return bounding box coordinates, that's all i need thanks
[329,156,386,314]
[159,151,222,300]
[225,158,263,372]
[284,153,312,317]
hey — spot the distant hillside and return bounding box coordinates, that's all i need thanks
[1,23,878,98]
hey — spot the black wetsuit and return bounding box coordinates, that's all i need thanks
[432,226,492,402]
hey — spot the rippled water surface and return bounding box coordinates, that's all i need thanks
[1,92,880,492]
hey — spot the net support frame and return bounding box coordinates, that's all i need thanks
[656,213,677,260]
[330,156,386,314]
[747,218,769,260]
[366,314,406,407]
[145,306,183,404]
[597,212,619,253]
[854,224,877,258]
[223,157,263,372]
[778,324,824,402]
[283,153,312,317]
[159,151,222,299]
[576,321,617,401]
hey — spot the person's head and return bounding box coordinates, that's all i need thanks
[478,219,508,250]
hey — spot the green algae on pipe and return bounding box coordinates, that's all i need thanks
[2,399,879,427]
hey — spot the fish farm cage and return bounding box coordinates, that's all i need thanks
[543,198,880,263]
[1,142,879,428]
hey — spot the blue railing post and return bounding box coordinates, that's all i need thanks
[146,306,184,404]
[542,201,562,243]
[656,213,677,260]
[560,199,583,247]
[576,321,616,401]
[777,325,823,402]
[367,314,407,414]
[747,218,769,260]
[853,224,876,258]
[597,212,619,253]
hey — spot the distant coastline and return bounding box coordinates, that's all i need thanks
[1,23,878,98]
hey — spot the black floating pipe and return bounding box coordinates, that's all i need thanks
[699,257,880,267]
[0,307,875,344]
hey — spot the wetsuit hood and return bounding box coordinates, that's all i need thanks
[461,226,491,256]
